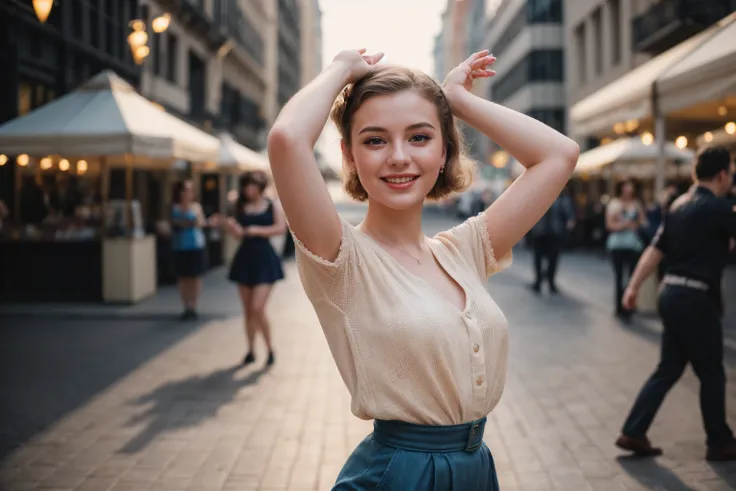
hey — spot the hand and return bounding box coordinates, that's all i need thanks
[332,48,384,84]
[622,286,638,311]
[207,213,223,227]
[443,50,496,98]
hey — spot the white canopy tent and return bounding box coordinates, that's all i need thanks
[218,132,269,173]
[0,70,219,164]
[574,137,694,177]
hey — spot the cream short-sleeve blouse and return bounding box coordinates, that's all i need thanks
[292,213,512,426]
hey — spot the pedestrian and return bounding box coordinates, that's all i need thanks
[528,188,575,294]
[211,171,285,366]
[616,146,736,461]
[267,48,579,489]
[170,179,208,321]
[605,178,647,321]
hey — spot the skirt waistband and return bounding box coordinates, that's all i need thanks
[373,417,487,453]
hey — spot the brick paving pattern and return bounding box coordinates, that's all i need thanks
[2,209,736,490]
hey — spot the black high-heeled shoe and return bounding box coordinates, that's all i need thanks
[266,351,275,366]
[242,352,255,365]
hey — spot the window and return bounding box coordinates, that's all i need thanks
[166,34,178,83]
[18,83,32,116]
[529,50,564,81]
[494,8,526,58]
[575,23,586,85]
[592,8,602,75]
[492,50,564,101]
[527,0,562,22]
[608,0,621,64]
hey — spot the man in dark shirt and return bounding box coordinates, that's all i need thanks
[614,146,736,460]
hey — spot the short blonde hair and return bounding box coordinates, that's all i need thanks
[330,66,475,201]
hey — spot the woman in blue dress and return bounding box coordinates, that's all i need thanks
[212,171,286,366]
[171,179,207,320]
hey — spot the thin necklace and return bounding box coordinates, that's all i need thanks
[366,232,426,265]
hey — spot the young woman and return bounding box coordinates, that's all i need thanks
[605,178,647,321]
[171,179,207,320]
[212,171,285,366]
[267,49,579,489]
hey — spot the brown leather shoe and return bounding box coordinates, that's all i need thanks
[615,434,663,456]
[706,440,736,461]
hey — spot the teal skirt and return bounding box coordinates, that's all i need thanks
[333,417,498,490]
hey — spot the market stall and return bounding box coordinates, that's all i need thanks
[0,70,219,303]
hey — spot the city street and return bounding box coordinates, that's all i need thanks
[2,205,736,491]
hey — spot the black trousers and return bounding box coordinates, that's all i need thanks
[532,234,561,288]
[622,285,734,447]
[611,249,640,314]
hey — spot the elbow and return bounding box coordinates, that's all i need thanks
[560,139,580,170]
[267,126,296,157]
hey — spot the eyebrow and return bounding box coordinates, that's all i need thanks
[358,122,435,135]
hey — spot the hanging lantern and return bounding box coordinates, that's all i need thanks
[152,13,171,33]
[17,154,30,166]
[33,0,54,23]
[40,157,53,170]
[59,159,70,172]
[77,160,88,174]
[0,154,7,166]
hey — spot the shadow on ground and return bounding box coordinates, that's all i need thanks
[0,317,211,461]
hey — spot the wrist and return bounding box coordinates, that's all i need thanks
[327,61,353,86]
[444,88,473,118]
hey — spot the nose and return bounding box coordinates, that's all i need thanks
[388,142,410,167]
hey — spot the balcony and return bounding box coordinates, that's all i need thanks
[632,0,734,54]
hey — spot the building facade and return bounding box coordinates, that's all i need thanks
[299,0,322,87]
[565,0,736,148]
[0,0,143,213]
[140,0,269,150]
[483,0,566,136]
[275,0,301,109]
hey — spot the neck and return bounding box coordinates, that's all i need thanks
[360,199,425,248]
[697,180,722,196]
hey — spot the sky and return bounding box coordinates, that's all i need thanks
[316,0,449,169]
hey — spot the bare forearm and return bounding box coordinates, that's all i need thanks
[628,246,663,291]
[447,90,579,168]
[271,63,351,146]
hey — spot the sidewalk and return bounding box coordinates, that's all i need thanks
[2,228,736,489]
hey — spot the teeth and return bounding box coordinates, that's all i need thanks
[385,177,415,184]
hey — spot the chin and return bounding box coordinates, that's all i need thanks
[366,183,433,211]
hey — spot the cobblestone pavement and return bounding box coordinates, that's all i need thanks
[2,209,736,490]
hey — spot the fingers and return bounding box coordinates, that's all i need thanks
[471,69,496,79]
[465,50,490,63]
[470,55,496,70]
[363,52,385,65]
[357,48,367,54]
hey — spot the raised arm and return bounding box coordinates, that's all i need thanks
[444,51,580,259]
[267,49,383,262]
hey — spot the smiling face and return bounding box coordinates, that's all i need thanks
[344,90,446,210]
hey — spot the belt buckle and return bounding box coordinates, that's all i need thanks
[465,419,484,452]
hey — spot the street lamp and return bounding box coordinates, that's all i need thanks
[33,0,54,23]
[127,14,170,65]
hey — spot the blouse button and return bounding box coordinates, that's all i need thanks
[473,344,480,353]
[476,376,483,386]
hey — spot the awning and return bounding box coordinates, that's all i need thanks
[0,70,220,164]
[697,127,736,148]
[574,137,694,174]
[218,132,269,173]
[658,13,736,113]
[569,14,733,137]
